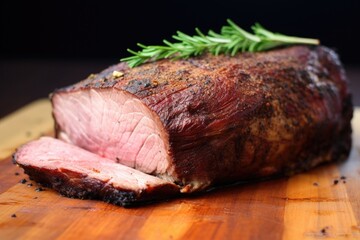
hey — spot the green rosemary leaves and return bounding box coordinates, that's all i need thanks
[121,19,319,68]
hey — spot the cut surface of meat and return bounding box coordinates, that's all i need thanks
[14,45,353,205]
[13,137,179,206]
[53,89,173,180]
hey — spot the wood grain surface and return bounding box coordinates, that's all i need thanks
[0,99,359,240]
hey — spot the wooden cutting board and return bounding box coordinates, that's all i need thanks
[0,99,359,240]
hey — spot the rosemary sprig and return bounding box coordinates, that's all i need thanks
[121,19,319,68]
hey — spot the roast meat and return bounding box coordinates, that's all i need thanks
[14,45,353,206]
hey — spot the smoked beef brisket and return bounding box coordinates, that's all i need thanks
[14,46,353,206]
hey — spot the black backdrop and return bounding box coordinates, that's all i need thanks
[1,0,359,63]
[0,0,359,116]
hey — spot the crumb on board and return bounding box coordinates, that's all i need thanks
[320,226,330,235]
[35,187,44,192]
[19,179,27,184]
[313,182,319,186]
[11,214,16,218]
[14,172,19,176]
[332,178,347,185]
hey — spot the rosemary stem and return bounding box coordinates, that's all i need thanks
[121,20,320,68]
[269,35,320,45]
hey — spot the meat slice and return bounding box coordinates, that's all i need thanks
[13,137,180,206]
[51,46,353,193]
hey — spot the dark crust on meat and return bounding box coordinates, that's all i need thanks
[15,161,180,207]
[52,46,353,191]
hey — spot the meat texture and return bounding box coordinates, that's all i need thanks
[14,45,353,206]
[14,137,179,206]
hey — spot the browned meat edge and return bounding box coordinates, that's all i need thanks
[13,157,180,207]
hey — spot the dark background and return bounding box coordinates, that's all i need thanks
[1,0,359,117]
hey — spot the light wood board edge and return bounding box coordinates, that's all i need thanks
[0,99,53,160]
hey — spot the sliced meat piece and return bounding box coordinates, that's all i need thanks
[52,46,353,193]
[13,137,180,206]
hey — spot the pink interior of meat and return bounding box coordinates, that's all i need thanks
[52,89,172,177]
[16,137,172,190]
